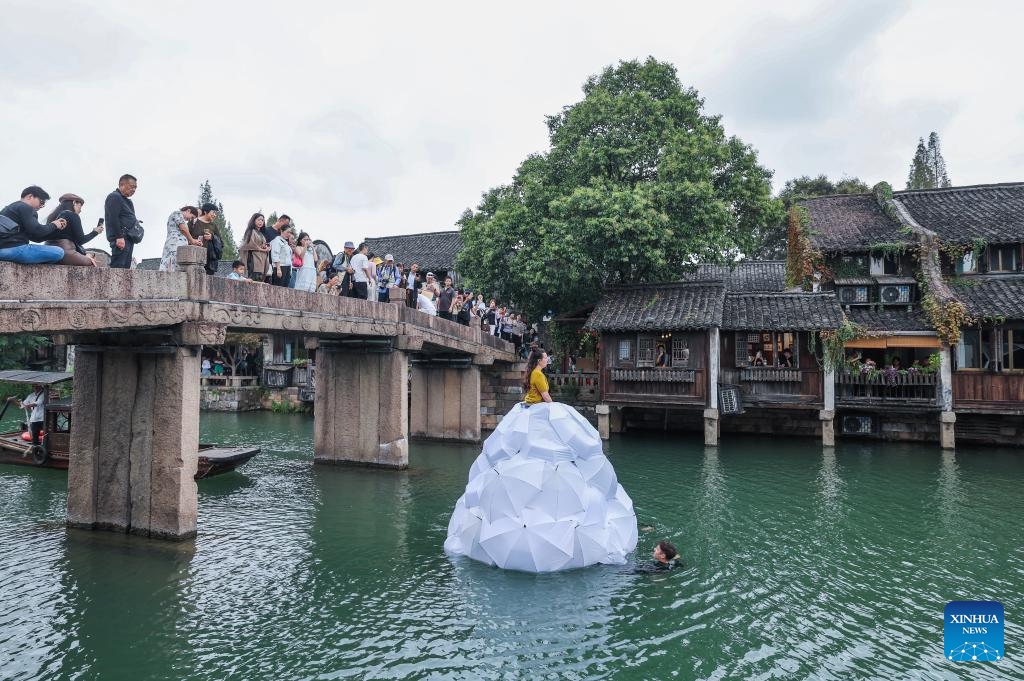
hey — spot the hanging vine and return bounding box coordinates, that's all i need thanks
[785,206,824,290]
[815,318,872,373]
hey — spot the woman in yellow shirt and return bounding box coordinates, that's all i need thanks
[523,350,553,405]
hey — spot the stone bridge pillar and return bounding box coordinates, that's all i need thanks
[314,341,409,468]
[409,359,481,443]
[67,342,205,540]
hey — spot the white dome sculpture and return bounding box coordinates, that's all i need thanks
[444,402,638,572]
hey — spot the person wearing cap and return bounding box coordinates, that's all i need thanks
[424,271,440,298]
[350,242,372,300]
[377,253,398,302]
[158,205,201,272]
[332,240,356,297]
[0,186,69,265]
[43,192,104,266]
[104,174,139,269]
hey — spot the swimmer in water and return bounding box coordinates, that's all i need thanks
[652,541,681,569]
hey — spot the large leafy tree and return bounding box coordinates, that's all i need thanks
[457,58,781,320]
[750,174,870,259]
[906,132,951,189]
[198,180,238,260]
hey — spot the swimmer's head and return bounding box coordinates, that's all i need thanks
[653,541,678,564]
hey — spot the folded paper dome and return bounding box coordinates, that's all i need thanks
[445,402,638,573]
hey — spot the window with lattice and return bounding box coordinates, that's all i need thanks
[671,337,690,366]
[637,337,655,367]
[617,339,632,363]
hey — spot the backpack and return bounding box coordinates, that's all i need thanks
[0,213,20,236]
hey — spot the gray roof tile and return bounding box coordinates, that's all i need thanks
[894,183,1024,245]
[801,194,911,252]
[585,282,726,332]
[950,275,1024,320]
[846,307,933,332]
[722,293,844,331]
[363,230,462,273]
[684,261,786,292]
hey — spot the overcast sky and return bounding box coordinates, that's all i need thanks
[3,0,1022,260]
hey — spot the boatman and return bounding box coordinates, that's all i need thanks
[6,383,47,451]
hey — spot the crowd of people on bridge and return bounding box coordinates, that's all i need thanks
[1,177,536,355]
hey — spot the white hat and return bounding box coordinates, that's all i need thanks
[385,253,394,261]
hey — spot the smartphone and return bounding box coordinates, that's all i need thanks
[97,218,105,228]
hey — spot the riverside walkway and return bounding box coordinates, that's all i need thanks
[0,246,518,540]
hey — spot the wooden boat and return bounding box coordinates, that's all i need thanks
[0,370,258,480]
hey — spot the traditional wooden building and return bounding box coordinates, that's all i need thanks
[802,181,1024,446]
[586,264,844,444]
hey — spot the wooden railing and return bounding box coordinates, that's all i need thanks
[610,368,695,383]
[740,367,801,383]
[836,370,938,402]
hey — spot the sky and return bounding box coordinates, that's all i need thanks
[2,0,1022,261]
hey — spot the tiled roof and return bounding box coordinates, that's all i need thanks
[950,275,1024,320]
[363,230,462,273]
[894,183,1024,245]
[722,293,844,331]
[584,282,726,332]
[684,261,786,292]
[801,194,911,252]
[846,307,933,332]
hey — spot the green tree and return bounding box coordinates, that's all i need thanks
[926,132,951,188]
[750,174,870,259]
[198,180,238,260]
[907,132,950,190]
[457,57,782,320]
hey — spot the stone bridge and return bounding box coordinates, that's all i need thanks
[0,246,519,540]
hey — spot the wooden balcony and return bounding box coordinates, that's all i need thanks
[547,372,600,403]
[836,369,938,408]
[610,368,695,383]
[740,367,801,383]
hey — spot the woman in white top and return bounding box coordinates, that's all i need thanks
[292,232,318,293]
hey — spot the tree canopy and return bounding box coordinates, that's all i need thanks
[198,180,238,260]
[906,132,951,190]
[749,174,871,259]
[456,57,781,320]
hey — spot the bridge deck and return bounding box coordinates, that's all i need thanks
[0,263,515,361]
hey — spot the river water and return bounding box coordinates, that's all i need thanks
[1,412,1021,680]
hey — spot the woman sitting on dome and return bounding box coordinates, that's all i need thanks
[523,350,553,405]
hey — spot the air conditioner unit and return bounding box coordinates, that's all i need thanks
[839,286,868,304]
[880,285,910,304]
[841,415,873,434]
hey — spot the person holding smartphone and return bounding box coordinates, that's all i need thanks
[0,186,67,264]
[44,193,102,266]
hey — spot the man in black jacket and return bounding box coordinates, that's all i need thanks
[104,174,139,269]
[0,186,67,264]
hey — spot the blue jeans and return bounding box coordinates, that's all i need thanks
[0,244,64,264]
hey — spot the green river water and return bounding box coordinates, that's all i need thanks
[1,411,1021,680]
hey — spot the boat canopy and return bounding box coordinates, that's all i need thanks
[0,370,74,385]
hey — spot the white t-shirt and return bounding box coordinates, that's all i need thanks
[351,253,370,283]
[23,389,46,423]
[417,293,437,315]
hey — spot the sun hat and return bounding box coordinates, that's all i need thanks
[384,254,394,261]
[344,241,355,249]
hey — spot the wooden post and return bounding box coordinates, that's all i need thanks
[596,404,610,440]
[821,364,836,447]
[938,344,955,449]
[705,327,720,446]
